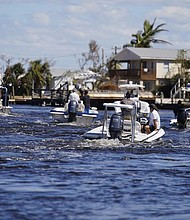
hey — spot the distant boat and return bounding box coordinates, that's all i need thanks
[0,86,12,115]
[50,100,98,125]
[170,108,190,129]
[181,83,190,93]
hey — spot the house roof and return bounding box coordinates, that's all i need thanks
[112,47,190,62]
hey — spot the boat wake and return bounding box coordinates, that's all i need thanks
[82,138,125,149]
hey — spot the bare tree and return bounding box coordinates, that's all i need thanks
[79,40,100,70]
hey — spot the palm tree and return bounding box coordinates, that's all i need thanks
[125,18,172,48]
[27,60,52,92]
[3,63,26,96]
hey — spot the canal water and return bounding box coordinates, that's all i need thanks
[0,105,190,220]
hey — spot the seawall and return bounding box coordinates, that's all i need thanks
[10,95,190,110]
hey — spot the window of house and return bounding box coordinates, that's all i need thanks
[142,61,149,73]
[151,62,154,70]
[163,61,169,73]
[142,61,147,68]
[132,62,135,69]
[127,62,130,69]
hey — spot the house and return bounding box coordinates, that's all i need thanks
[109,47,190,91]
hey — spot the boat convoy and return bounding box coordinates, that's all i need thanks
[1,82,190,144]
[50,82,165,143]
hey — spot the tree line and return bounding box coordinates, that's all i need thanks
[0,58,52,96]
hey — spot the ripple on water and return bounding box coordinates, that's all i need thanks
[0,107,190,219]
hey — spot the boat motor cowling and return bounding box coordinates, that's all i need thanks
[177,108,187,128]
[68,100,78,113]
[109,113,123,139]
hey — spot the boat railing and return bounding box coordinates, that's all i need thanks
[170,78,182,103]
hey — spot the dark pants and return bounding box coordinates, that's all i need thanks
[149,125,156,132]
[68,113,77,122]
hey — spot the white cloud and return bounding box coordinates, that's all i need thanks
[152,6,190,23]
[0,0,190,69]
[32,12,50,26]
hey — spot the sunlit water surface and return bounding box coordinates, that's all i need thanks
[0,105,190,220]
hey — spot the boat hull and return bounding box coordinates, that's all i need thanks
[83,124,165,143]
[0,106,12,115]
[50,107,98,125]
[133,128,165,143]
[170,118,190,129]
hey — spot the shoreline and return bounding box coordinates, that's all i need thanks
[9,96,190,110]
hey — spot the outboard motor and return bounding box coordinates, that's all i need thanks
[177,108,187,128]
[68,100,78,122]
[109,113,123,139]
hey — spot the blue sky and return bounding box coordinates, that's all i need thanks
[0,0,190,71]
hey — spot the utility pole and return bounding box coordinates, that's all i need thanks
[112,46,121,54]
[111,46,121,85]
[101,48,104,66]
[0,66,4,86]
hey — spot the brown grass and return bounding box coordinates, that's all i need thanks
[98,82,118,91]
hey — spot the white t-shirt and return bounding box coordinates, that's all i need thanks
[68,91,80,102]
[149,109,160,129]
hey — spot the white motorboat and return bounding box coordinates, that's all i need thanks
[170,108,190,129]
[0,86,12,115]
[119,81,150,104]
[181,83,190,93]
[50,100,98,125]
[83,102,165,143]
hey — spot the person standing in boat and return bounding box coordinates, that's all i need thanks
[121,93,135,120]
[173,100,184,118]
[130,90,135,98]
[144,104,160,134]
[125,91,130,99]
[79,88,84,99]
[68,88,80,102]
[67,88,80,122]
[81,90,91,113]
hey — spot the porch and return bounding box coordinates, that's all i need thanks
[109,69,156,81]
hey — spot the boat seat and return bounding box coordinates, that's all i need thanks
[123,120,131,131]
[135,121,141,132]
[123,120,141,132]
